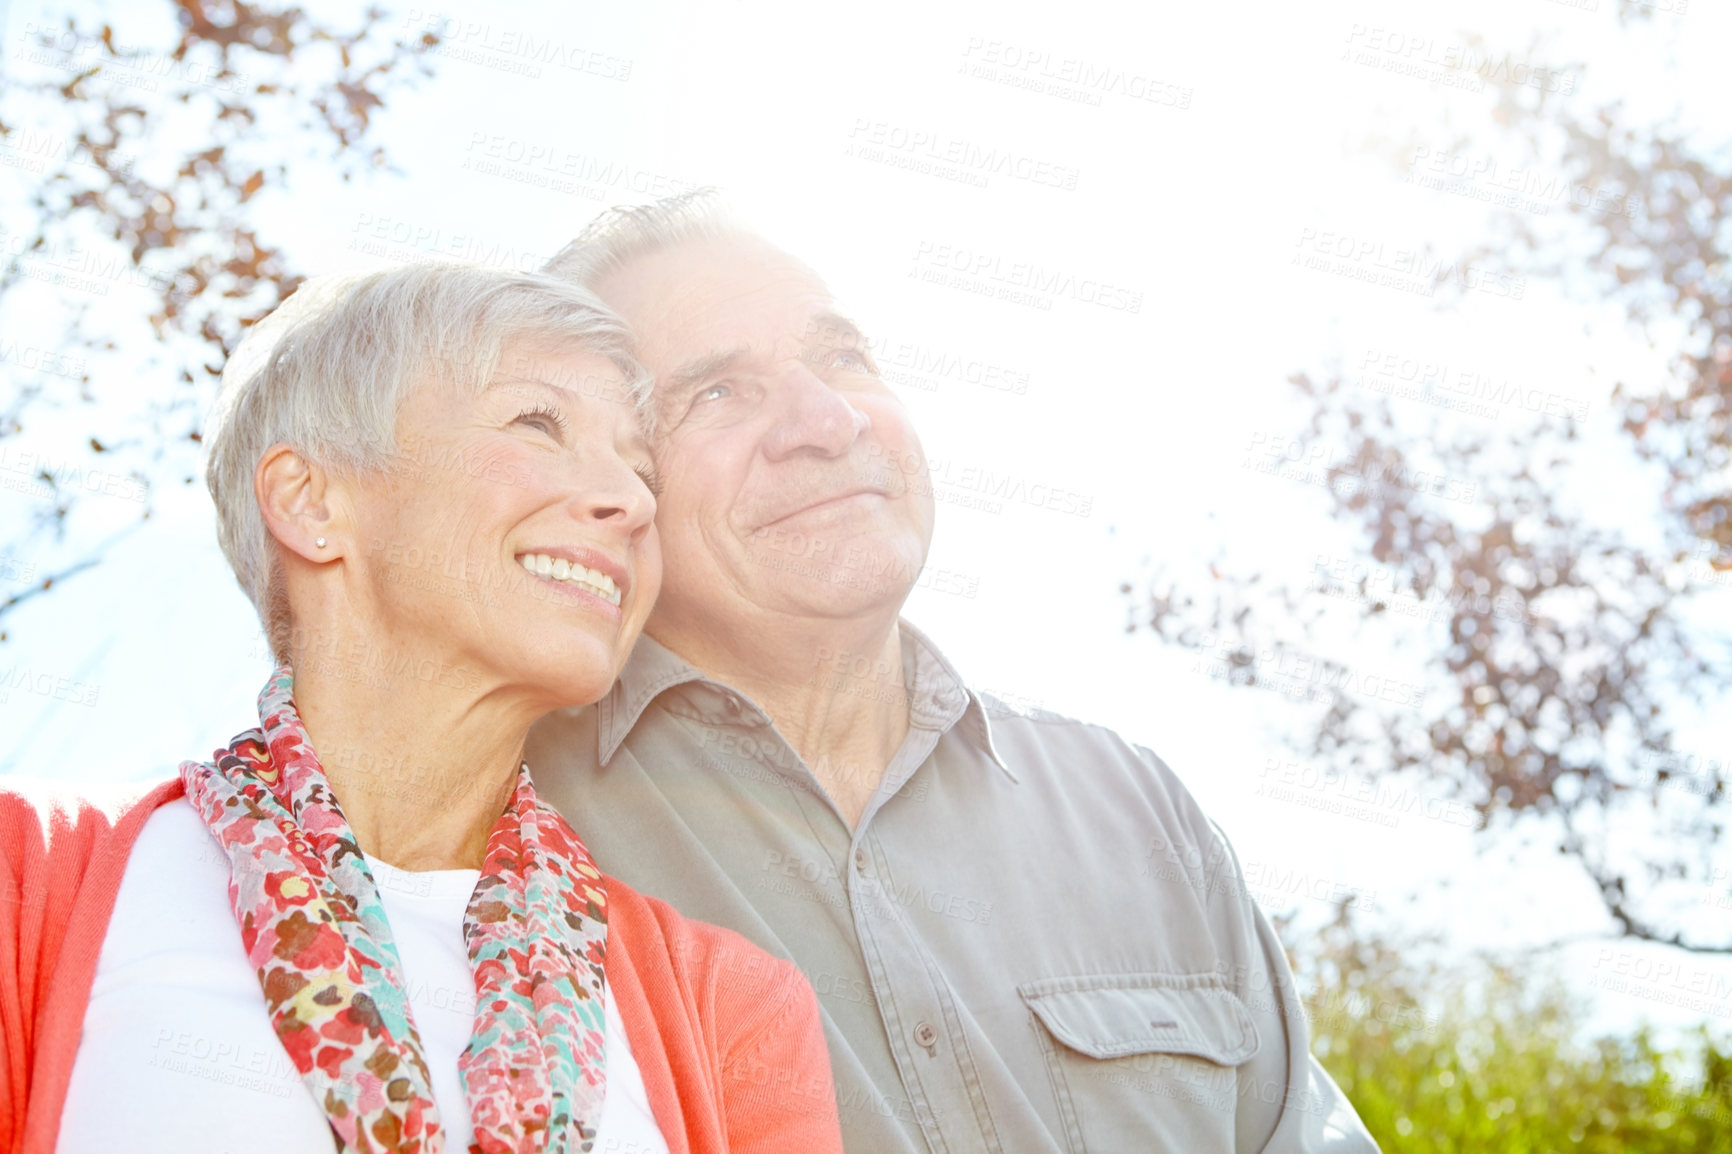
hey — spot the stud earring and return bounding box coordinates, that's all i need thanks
[315,537,327,548]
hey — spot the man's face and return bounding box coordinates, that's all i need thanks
[594,235,935,642]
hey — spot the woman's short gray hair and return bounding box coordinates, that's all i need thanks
[204,262,650,662]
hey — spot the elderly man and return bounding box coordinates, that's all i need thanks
[527,192,1378,1154]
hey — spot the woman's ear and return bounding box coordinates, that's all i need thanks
[256,444,345,562]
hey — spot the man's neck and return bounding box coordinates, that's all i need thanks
[649,612,911,827]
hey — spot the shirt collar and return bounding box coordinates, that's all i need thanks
[897,619,1013,780]
[596,621,1013,780]
[595,634,709,766]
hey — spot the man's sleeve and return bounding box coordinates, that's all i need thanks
[1203,818,1381,1154]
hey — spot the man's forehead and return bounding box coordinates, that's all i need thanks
[604,237,837,357]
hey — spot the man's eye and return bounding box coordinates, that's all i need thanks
[674,380,752,429]
[819,347,874,373]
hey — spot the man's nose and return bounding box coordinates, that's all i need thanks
[760,362,870,461]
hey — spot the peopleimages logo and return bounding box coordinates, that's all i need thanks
[1292,228,1526,300]
[864,444,1095,518]
[872,335,1031,396]
[909,241,1143,314]
[1405,146,1642,220]
[0,341,87,382]
[1340,25,1576,95]
[17,23,253,94]
[0,444,146,504]
[0,227,179,297]
[459,134,694,199]
[1243,431,1480,506]
[0,128,136,176]
[0,666,101,708]
[845,119,1081,190]
[401,11,633,81]
[956,38,1194,110]
[1355,347,1588,423]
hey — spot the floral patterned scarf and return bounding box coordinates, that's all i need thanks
[180,667,610,1154]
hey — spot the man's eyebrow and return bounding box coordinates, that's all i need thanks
[807,311,868,349]
[655,313,872,414]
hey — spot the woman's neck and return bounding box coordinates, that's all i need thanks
[288,638,541,871]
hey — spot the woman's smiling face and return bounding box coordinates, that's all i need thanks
[341,336,662,710]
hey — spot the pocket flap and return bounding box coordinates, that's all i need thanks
[1019,976,1260,1066]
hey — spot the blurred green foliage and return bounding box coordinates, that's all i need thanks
[1290,906,1732,1151]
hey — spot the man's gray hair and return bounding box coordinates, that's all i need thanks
[204,262,650,662]
[542,186,744,292]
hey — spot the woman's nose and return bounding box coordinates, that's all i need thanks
[573,457,657,540]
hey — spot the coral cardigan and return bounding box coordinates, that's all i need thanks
[0,780,841,1154]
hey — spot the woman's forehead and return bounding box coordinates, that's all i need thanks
[492,342,631,402]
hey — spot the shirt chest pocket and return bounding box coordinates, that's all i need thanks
[1019,975,1259,1154]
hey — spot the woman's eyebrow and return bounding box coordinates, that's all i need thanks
[487,373,566,396]
[490,370,631,406]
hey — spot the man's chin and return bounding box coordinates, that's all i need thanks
[760,566,915,618]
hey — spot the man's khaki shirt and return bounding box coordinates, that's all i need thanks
[528,623,1378,1154]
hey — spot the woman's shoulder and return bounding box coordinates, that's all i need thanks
[0,774,183,823]
[602,874,806,992]
[602,873,838,1143]
[600,874,823,1061]
[601,875,840,1148]
[0,776,183,870]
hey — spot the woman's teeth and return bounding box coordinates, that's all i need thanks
[517,553,622,606]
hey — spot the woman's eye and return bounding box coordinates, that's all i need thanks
[514,405,568,437]
[695,382,733,404]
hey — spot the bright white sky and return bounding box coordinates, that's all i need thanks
[3,0,1730,1043]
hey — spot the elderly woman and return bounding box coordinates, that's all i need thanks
[0,265,841,1154]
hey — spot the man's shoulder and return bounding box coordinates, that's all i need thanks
[972,691,1183,784]
[972,688,1082,727]
[967,691,1221,839]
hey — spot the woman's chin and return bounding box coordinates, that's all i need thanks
[521,664,620,712]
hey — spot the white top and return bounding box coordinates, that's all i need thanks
[57,800,668,1154]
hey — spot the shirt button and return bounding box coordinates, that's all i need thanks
[854,848,869,872]
[913,1021,938,1048]
[724,696,742,715]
